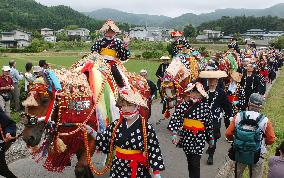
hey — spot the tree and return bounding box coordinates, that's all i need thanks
[56,32,68,41]
[65,25,79,30]
[272,35,284,50]
[183,24,197,38]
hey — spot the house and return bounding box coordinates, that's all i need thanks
[196,30,224,42]
[66,28,91,41]
[241,29,283,40]
[44,36,57,43]
[196,35,210,42]
[203,30,223,39]
[246,39,270,48]
[0,30,31,48]
[56,29,66,34]
[128,27,173,41]
[219,36,233,42]
[129,27,148,40]
[41,28,54,36]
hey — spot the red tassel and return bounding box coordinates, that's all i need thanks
[164,110,170,119]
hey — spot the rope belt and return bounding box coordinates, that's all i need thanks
[183,118,205,136]
[115,146,147,178]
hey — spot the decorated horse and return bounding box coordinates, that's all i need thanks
[21,53,150,178]
[160,53,199,120]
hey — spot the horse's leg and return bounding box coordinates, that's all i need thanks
[75,138,96,178]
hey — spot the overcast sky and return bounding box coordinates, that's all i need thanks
[35,0,283,17]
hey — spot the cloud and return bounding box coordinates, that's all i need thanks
[35,0,283,17]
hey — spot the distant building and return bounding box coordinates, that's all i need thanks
[129,27,147,40]
[0,30,31,48]
[241,29,283,40]
[128,27,173,41]
[219,35,233,42]
[196,35,210,42]
[44,36,57,43]
[41,28,54,36]
[41,28,57,42]
[196,30,224,42]
[56,29,66,34]
[66,28,91,41]
[203,30,223,39]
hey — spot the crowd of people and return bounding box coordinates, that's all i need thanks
[0,19,284,178]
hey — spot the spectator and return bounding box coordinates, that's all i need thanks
[0,66,14,116]
[39,59,49,69]
[156,56,170,102]
[140,69,157,119]
[268,140,284,178]
[9,60,23,112]
[226,93,275,178]
[24,62,35,92]
[0,107,17,178]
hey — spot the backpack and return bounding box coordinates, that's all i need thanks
[228,111,264,165]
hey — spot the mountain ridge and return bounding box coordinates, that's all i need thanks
[85,3,284,27]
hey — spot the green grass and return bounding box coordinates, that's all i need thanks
[261,68,284,177]
[0,53,160,83]
[240,69,284,178]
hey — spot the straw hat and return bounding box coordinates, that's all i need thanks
[100,19,121,33]
[184,82,208,98]
[171,31,183,37]
[160,56,170,60]
[199,70,228,79]
[2,66,10,72]
[230,72,242,83]
[117,87,148,108]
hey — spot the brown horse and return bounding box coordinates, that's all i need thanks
[21,54,150,178]
[159,55,199,120]
[22,74,98,178]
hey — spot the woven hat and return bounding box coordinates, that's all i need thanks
[117,87,148,108]
[2,66,10,72]
[184,82,208,98]
[171,31,183,37]
[100,19,121,33]
[230,72,242,83]
[199,70,228,79]
[160,56,170,60]
[249,93,264,106]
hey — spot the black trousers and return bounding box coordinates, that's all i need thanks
[0,143,17,178]
[185,153,201,178]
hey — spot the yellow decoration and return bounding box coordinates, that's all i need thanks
[116,146,142,154]
[100,48,117,58]
[183,118,204,129]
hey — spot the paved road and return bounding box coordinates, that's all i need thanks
[6,100,231,178]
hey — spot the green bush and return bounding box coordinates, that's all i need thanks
[142,50,163,59]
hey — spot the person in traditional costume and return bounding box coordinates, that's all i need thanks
[199,70,233,165]
[85,87,165,178]
[91,19,130,88]
[228,38,240,54]
[240,62,264,109]
[156,56,170,102]
[169,31,191,57]
[167,82,214,178]
[224,72,246,126]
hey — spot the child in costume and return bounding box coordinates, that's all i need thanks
[167,82,214,178]
[85,87,165,178]
[91,19,130,88]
